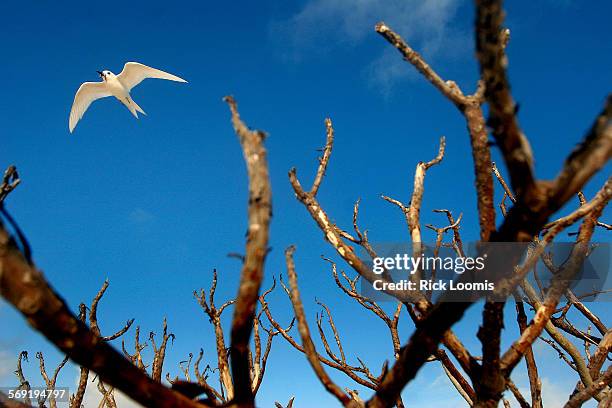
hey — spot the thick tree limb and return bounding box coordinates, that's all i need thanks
[465,103,497,241]
[474,301,505,407]
[475,0,536,201]
[552,95,612,205]
[0,221,208,408]
[223,96,272,406]
[0,392,32,408]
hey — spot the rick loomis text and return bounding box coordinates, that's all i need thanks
[371,254,495,292]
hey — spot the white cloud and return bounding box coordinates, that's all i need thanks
[428,372,450,389]
[128,208,155,224]
[80,373,143,408]
[367,47,419,97]
[540,376,573,408]
[505,375,576,407]
[420,372,470,407]
[277,0,460,47]
[273,0,468,91]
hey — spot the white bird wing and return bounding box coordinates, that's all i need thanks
[69,82,111,133]
[116,62,187,91]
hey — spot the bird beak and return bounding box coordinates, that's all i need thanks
[97,70,104,78]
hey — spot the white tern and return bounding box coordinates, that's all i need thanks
[69,62,187,133]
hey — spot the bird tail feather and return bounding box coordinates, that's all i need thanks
[131,98,146,115]
[121,96,146,118]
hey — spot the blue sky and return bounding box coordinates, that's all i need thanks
[1,0,610,407]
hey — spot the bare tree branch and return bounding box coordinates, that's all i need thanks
[475,0,536,200]
[97,380,117,408]
[150,319,175,382]
[492,162,516,203]
[191,349,224,403]
[514,297,543,408]
[500,195,606,374]
[14,351,32,406]
[282,246,353,407]
[35,352,68,408]
[505,378,530,408]
[71,305,89,408]
[122,326,148,372]
[70,281,135,408]
[407,136,446,282]
[474,300,505,407]
[289,119,414,303]
[564,365,612,408]
[274,396,295,408]
[565,290,608,336]
[223,96,272,406]
[374,23,467,107]
[195,270,233,402]
[272,273,378,390]
[375,22,496,241]
[367,96,610,408]
[552,95,612,206]
[0,165,20,204]
[311,118,334,197]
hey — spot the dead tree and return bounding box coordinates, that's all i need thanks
[0,1,610,407]
[164,270,289,406]
[273,1,610,407]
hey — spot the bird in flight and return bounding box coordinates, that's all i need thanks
[69,62,187,133]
